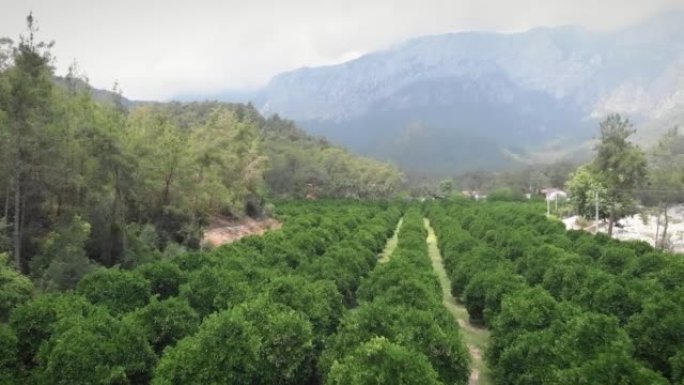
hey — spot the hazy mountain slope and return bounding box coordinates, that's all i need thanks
[634,106,684,148]
[54,76,139,108]
[251,11,684,174]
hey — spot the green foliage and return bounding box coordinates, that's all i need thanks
[1,17,405,279]
[0,218,11,254]
[439,179,455,196]
[32,215,96,291]
[0,252,33,322]
[326,337,444,385]
[263,275,344,343]
[671,349,684,385]
[322,302,469,385]
[9,292,93,370]
[125,297,199,354]
[487,287,560,365]
[462,267,526,325]
[646,126,684,248]
[321,207,469,385]
[136,260,185,299]
[77,268,151,314]
[122,224,161,268]
[566,164,608,219]
[626,292,684,379]
[0,324,19,385]
[0,15,55,271]
[152,308,258,385]
[427,200,677,383]
[32,308,156,385]
[593,114,648,234]
[234,298,314,385]
[149,201,403,384]
[262,116,405,199]
[179,266,251,318]
[487,187,526,202]
[152,300,313,384]
[647,127,684,205]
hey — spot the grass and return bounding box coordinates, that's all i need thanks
[424,218,493,385]
[378,217,403,263]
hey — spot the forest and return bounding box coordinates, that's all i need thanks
[0,17,404,284]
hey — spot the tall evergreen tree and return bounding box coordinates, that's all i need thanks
[3,13,55,271]
[649,126,684,248]
[593,114,648,236]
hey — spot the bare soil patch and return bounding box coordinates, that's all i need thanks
[202,216,281,247]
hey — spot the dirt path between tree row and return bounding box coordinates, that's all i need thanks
[202,216,281,247]
[379,217,403,263]
[424,218,492,385]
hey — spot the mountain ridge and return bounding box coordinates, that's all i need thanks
[203,11,684,174]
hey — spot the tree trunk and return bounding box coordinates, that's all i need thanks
[162,168,174,207]
[77,159,85,206]
[661,203,669,249]
[655,205,661,248]
[3,184,9,220]
[608,208,615,237]
[12,122,23,272]
[119,187,127,256]
[13,175,21,271]
[56,194,62,218]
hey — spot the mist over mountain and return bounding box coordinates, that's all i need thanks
[214,11,684,174]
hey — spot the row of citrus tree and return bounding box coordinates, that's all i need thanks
[319,206,471,385]
[1,200,401,385]
[427,200,683,385]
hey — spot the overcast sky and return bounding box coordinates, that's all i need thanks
[2,0,683,100]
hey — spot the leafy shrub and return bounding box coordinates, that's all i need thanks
[77,268,151,314]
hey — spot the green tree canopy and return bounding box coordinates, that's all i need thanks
[592,114,648,235]
[125,296,199,355]
[0,252,33,322]
[77,268,151,314]
[326,337,444,385]
[32,308,156,385]
[9,292,93,370]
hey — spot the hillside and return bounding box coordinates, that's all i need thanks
[130,101,406,199]
[51,77,407,199]
[241,11,684,174]
[1,41,405,284]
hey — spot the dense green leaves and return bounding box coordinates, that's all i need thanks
[125,297,199,354]
[31,215,95,291]
[264,275,344,343]
[8,193,683,384]
[0,253,33,322]
[428,201,677,383]
[152,311,253,384]
[136,260,185,299]
[33,309,156,385]
[569,115,648,235]
[327,337,444,385]
[0,324,19,385]
[152,301,314,385]
[0,17,405,287]
[321,207,469,385]
[322,302,469,385]
[9,293,93,369]
[234,298,315,385]
[179,266,251,318]
[77,268,151,314]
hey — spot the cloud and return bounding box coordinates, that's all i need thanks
[1,0,683,100]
